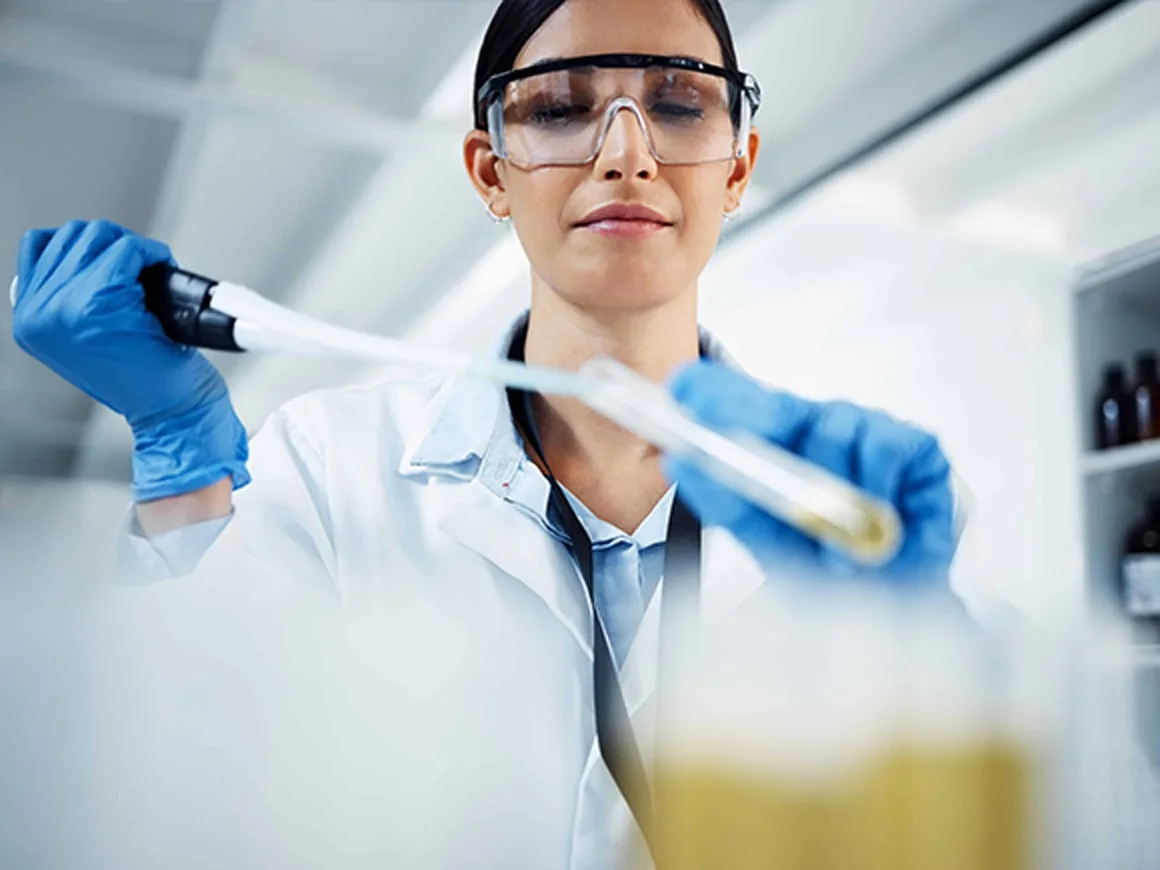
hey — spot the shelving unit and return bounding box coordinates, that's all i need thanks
[1073,235,1160,647]
[1073,237,1160,801]
[1083,440,1160,480]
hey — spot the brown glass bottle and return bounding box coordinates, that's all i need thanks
[1095,364,1137,450]
[1135,352,1160,441]
[1123,498,1160,619]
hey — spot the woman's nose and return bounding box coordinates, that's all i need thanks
[592,107,659,181]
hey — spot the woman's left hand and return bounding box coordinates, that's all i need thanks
[665,361,958,584]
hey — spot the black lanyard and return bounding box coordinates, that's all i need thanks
[505,324,702,850]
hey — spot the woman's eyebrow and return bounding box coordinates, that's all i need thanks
[512,53,721,76]
[527,54,712,64]
[515,54,571,70]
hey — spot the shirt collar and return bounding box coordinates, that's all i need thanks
[560,484,678,549]
[399,311,733,480]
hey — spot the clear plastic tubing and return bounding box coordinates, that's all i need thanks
[11,276,903,565]
[211,284,903,565]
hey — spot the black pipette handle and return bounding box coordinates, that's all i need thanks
[139,263,243,352]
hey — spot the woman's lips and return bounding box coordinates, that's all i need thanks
[582,218,670,238]
[576,204,673,239]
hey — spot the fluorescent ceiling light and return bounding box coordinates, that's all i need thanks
[807,173,916,225]
[421,34,483,122]
[943,202,1066,255]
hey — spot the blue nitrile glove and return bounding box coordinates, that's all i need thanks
[12,219,250,502]
[665,361,957,583]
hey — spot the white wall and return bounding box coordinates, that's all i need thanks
[702,206,1085,625]
[0,478,132,868]
[0,478,130,591]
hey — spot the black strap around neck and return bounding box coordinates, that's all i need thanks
[505,322,702,852]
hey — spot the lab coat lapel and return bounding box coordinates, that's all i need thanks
[435,478,594,660]
[620,583,662,719]
[619,525,768,722]
[699,526,769,623]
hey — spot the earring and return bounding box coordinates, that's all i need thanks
[723,207,740,222]
[485,202,510,223]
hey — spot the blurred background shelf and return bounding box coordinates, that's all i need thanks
[1131,644,1160,664]
[1084,440,1160,478]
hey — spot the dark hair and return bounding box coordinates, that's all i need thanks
[473,0,741,129]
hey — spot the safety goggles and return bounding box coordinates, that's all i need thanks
[476,53,762,168]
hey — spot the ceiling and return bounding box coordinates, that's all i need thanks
[723,0,1160,265]
[0,0,1140,485]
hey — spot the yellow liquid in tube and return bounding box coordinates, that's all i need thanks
[647,743,1033,870]
[791,498,899,565]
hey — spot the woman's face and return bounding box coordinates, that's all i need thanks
[465,0,760,315]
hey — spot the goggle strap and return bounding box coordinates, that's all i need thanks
[478,54,762,127]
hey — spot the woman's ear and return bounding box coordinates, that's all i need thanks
[724,127,761,215]
[464,130,511,219]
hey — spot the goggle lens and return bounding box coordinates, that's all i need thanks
[488,65,753,167]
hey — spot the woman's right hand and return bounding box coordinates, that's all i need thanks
[12,219,250,503]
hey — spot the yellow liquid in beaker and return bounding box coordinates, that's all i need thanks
[649,743,1032,870]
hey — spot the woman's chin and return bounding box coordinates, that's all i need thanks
[564,285,688,314]
[554,264,691,313]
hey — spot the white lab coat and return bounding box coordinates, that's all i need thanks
[99,362,772,870]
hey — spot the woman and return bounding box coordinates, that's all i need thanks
[12,0,957,865]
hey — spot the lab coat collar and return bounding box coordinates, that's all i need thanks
[398,311,733,479]
[397,316,525,477]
